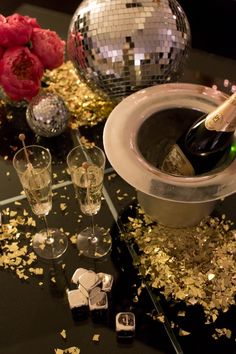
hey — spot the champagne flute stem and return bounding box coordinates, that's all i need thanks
[91,214,95,238]
[42,215,53,244]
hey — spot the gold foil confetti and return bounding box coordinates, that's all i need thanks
[55,350,64,354]
[60,329,67,339]
[70,235,77,244]
[124,207,236,338]
[92,334,100,342]
[60,203,67,211]
[0,208,38,281]
[212,328,232,340]
[54,348,80,354]
[29,267,44,275]
[43,61,116,129]
[179,329,191,336]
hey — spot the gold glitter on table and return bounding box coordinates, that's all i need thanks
[43,61,116,129]
[124,207,236,339]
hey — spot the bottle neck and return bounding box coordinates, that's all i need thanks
[205,91,236,132]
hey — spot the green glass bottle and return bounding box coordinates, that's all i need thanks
[162,91,236,176]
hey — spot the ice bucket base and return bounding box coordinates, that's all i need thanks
[137,191,217,228]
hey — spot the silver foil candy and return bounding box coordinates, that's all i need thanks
[116,312,136,338]
[89,287,108,311]
[71,267,88,285]
[67,288,89,309]
[97,272,113,292]
[67,0,191,100]
[71,268,101,292]
[79,270,101,292]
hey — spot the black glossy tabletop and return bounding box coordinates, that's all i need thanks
[0,3,236,354]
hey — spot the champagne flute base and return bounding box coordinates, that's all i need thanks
[32,228,68,260]
[76,226,112,258]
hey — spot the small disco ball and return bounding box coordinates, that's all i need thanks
[26,92,69,137]
[67,0,191,100]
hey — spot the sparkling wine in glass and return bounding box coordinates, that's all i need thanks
[67,144,112,258]
[13,144,68,259]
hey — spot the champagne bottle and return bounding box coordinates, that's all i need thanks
[161,91,236,176]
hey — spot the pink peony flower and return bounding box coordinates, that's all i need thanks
[0,46,44,101]
[0,14,32,47]
[0,46,4,59]
[31,28,65,70]
[24,15,41,29]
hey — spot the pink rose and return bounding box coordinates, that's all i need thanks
[0,14,32,47]
[0,46,44,101]
[31,28,65,69]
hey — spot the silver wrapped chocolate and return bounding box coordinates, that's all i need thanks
[71,267,88,285]
[67,288,89,320]
[116,312,135,338]
[67,0,191,100]
[89,287,108,311]
[67,288,89,309]
[79,270,101,292]
[97,272,113,292]
[26,92,69,137]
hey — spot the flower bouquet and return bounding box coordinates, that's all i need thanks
[0,13,65,102]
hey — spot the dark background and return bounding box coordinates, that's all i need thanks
[0,0,235,61]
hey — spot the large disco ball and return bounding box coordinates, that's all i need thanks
[67,0,191,100]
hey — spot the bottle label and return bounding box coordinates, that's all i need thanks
[161,144,195,176]
[205,94,236,132]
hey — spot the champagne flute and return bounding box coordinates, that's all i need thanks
[67,144,112,258]
[13,143,68,260]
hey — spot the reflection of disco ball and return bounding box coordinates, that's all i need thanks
[67,0,191,100]
[26,92,69,138]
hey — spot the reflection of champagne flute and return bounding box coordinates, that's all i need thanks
[67,145,112,258]
[13,143,68,260]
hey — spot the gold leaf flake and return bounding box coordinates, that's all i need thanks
[92,334,100,342]
[179,329,191,336]
[54,349,64,354]
[67,347,80,354]
[29,267,44,275]
[60,329,67,339]
[156,314,165,323]
[44,60,115,129]
[70,235,77,244]
[60,203,67,211]
[123,210,236,339]
[208,273,215,281]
